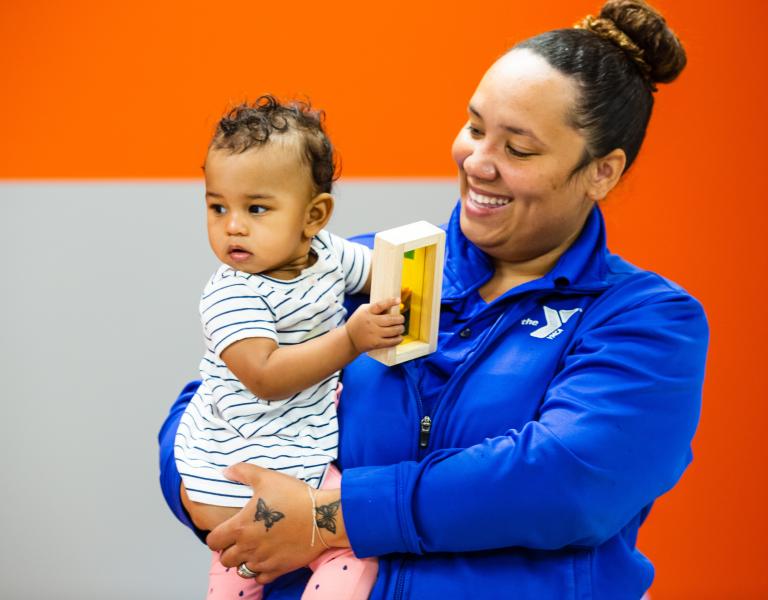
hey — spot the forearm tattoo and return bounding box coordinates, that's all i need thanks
[254,498,285,531]
[314,499,340,535]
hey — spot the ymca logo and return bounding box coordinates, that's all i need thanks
[522,306,583,340]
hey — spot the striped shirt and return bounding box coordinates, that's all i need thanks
[175,230,371,507]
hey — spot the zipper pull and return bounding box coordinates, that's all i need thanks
[419,415,432,449]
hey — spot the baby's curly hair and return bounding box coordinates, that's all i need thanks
[209,95,338,194]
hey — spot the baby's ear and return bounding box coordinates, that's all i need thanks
[304,193,334,238]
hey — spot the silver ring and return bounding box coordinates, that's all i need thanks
[237,563,259,579]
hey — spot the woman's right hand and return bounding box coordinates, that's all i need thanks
[207,462,348,584]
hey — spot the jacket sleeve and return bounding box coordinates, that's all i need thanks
[341,289,709,555]
[157,380,208,543]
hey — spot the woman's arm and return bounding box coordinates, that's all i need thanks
[204,286,707,577]
[221,298,403,400]
[157,380,208,542]
[342,289,708,556]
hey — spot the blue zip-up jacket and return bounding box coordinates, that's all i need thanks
[159,202,708,599]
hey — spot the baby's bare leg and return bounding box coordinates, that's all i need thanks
[180,483,241,531]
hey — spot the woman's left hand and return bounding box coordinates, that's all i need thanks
[206,463,328,584]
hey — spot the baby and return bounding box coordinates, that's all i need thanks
[174,96,404,599]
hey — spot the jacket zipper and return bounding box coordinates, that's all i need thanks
[393,285,607,599]
[393,557,408,600]
[401,364,427,453]
[419,415,432,448]
[392,364,426,599]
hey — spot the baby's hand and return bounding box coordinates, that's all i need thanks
[344,297,405,353]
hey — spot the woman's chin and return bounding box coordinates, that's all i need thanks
[460,212,506,254]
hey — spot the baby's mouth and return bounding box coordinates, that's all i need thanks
[228,247,252,262]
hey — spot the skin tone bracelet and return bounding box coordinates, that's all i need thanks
[306,485,331,549]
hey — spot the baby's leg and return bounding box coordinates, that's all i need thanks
[302,550,378,600]
[208,551,263,600]
[180,483,241,531]
[301,464,378,600]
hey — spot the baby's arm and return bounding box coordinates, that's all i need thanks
[180,298,402,532]
[359,268,373,295]
[221,298,404,401]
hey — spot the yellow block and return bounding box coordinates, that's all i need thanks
[401,247,426,343]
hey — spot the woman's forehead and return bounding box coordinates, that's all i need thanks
[471,49,578,133]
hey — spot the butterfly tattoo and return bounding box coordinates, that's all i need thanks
[315,499,340,535]
[254,498,285,531]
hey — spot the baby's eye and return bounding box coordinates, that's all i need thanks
[249,205,267,214]
[210,204,226,215]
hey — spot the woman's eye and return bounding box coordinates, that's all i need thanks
[506,144,534,158]
[467,125,483,138]
[210,204,226,215]
[249,205,267,214]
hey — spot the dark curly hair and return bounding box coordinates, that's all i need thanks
[209,95,338,194]
[515,0,686,174]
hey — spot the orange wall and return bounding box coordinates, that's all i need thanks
[4,1,767,597]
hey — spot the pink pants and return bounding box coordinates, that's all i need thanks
[206,464,377,600]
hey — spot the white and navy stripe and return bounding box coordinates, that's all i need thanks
[175,230,371,507]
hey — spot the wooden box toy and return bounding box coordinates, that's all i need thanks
[368,221,445,366]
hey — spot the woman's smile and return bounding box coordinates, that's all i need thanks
[467,186,513,207]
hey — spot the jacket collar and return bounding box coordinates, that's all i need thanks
[442,201,610,301]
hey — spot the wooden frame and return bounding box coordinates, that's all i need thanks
[368,221,445,366]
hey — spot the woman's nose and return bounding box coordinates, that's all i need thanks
[462,147,497,181]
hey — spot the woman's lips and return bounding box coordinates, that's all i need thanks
[468,187,513,207]
[465,187,513,216]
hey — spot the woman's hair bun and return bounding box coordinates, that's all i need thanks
[599,0,686,85]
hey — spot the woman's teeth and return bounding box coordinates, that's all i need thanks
[469,189,512,206]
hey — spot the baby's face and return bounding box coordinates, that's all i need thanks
[204,140,316,277]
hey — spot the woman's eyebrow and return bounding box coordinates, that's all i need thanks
[468,104,484,121]
[469,104,545,147]
[505,125,545,148]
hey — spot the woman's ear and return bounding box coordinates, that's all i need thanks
[586,148,626,201]
[303,193,334,239]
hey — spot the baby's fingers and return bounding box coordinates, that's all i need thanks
[369,297,401,315]
[379,324,406,338]
[373,312,405,327]
[373,333,403,348]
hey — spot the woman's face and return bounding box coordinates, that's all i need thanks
[452,49,596,266]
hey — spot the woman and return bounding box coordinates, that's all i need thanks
[158,1,708,598]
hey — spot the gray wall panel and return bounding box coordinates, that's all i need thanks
[0,180,456,599]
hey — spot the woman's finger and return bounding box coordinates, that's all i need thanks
[216,544,242,568]
[207,509,247,552]
[223,462,266,485]
[218,538,269,570]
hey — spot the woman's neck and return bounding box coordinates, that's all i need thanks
[478,227,580,302]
